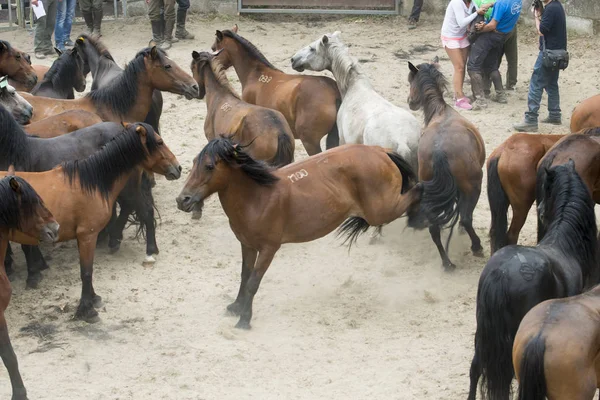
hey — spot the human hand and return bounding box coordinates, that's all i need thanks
[31,0,38,6]
[475,21,485,31]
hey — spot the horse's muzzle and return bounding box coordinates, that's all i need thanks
[290,58,305,72]
[182,83,200,100]
[176,193,203,213]
[40,221,60,243]
[166,164,182,181]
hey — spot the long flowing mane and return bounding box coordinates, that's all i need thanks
[192,51,241,99]
[62,122,159,200]
[77,34,115,62]
[410,63,449,125]
[198,137,279,185]
[87,47,162,118]
[32,49,81,94]
[0,104,31,170]
[222,30,281,71]
[327,39,369,95]
[540,163,599,284]
[0,175,44,230]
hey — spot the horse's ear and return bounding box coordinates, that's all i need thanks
[136,125,147,137]
[7,165,16,176]
[71,47,78,56]
[408,61,419,74]
[54,47,63,56]
[431,56,440,68]
[0,42,6,53]
[232,24,239,33]
[322,35,329,45]
[567,158,576,170]
[150,46,159,60]
[9,177,21,193]
[121,121,130,129]
[76,36,85,45]
[212,48,224,56]
[216,30,224,41]
[192,51,200,60]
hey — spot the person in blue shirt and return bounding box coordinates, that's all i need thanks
[467,0,522,109]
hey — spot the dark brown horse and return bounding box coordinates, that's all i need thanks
[0,171,58,400]
[191,50,295,167]
[176,138,421,329]
[23,110,103,137]
[487,133,563,254]
[513,283,600,400]
[406,61,486,270]
[30,47,87,99]
[2,124,180,321]
[211,25,341,155]
[570,94,600,132]
[0,41,37,91]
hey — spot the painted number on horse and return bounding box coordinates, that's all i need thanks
[288,169,308,183]
[258,75,272,84]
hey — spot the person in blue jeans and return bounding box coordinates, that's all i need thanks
[513,0,566,132]
[55,0,76,51]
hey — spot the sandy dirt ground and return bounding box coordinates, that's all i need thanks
[1,12,599,400]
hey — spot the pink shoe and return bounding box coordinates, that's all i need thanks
[455,97,473,110]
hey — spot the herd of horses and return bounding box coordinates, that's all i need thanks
[1,23,600,400]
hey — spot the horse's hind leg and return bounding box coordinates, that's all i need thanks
[22,245,48,289]
[107,198,132,254]
[227,244,257,316]
[459,187,483,257]
[4,244,14,279]
[506,202,530,247]
[0,311,27,400]
[429,225,456,271]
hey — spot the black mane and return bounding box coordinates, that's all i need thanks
[222,30,281,71]
[31,49,82,96]
[410,63,449,125]
[0,104,31,170]
[0,175,44,231]
[198,137,279,185]
[77,34,115,62]
[540,162,599,286]
[62,122,159,200]
[87,47,164,118]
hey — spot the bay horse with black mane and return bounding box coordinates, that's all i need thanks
[191,50,295,167]
[23,110,103,137]
[406,61,486,270]
[0,172,58,400]
[211,25,341,155]
[30,47,87,99]
[0,41,37,91]
[1,123,180,321]
[468,160,599,400]
[176,138,421,329]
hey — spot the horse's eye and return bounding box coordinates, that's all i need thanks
[157,140,164,145]
[15,54,20,60]
[205,164,215,171]
[310,47,315,52]
[164,64,171,70]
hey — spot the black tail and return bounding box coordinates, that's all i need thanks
[408,151,459,229]
[272,131,295,167]
[337,217,370,248]
[386,151,417,193]
[487,157,510,254]
[517,334,547,400]
[535,155,554,242]
[475,269,516,400]
[326,98,341,150]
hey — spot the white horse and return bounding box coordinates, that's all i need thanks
[0,76,33,124]
[291,32,421,173]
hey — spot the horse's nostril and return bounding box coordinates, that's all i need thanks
[178,165,182,172]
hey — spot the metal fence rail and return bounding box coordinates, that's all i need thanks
[239,0,399,15]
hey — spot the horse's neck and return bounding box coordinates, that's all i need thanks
[423,100,450,126]
[330,47,368,97]
[217,170,274,221]
[204,66,238,113]
[229,43,276,88]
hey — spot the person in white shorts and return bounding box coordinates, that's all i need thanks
[441,0,493,110]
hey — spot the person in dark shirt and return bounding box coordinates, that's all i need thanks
[408,0,423,29]
[513,0,567,132]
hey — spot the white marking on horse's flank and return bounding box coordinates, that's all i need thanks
[288,169,309,183]
[258,74,272,84]
[220,102,232,112]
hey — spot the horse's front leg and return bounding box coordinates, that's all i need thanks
[227,243,258,316]
[74,232,102,323]
[21,245,48,289]
[236,247,278,330]
[108,198,130,254]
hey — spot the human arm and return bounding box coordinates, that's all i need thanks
[475,18,498,32]
[539,5,555,36]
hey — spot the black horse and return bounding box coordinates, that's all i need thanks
[467,160,600,400]
[30,47,87,99]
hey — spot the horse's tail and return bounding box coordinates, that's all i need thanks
[487,157,510,254]
[407,151,459,230]
[326,98,341,150]
[337,217,370,248]
[476,269,516,400]
[535,154,554,242]
[272,130,295,167]
[386,151,417,193]
[517,334,547,400]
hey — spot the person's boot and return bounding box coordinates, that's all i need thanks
[160,18,174,50]
[541,116,562,125]
[92,9,103,38]
[175,9,195,40]
[489,71,507,104]
[82,10,94,35]
[513,120,538,132]
[149,20,163,47]
[469,71,487,110]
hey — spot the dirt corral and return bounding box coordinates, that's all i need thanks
[2,13,599,399]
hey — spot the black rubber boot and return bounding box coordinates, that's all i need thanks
[149,20,163,47]
[175,9,194,40]
[92,9,103,38]
[82,10,94,35]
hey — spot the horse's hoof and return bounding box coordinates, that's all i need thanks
[142,255,156,267]
[234,320,251,330]
[92,295,104,308]
[75,306,99,323]
[226,302,242,316]
[108,240,121,254]
[443,263,457,272]
[38,260,50,271]
[472,248,485,258]
[191,210,203,220]
[11,388,28,400]
[26,273,43,289]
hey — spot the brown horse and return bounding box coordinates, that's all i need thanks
[23,110,103,137]
[0,171,59,400]
[0,41,37,91]
[406,61,486,270]
[487,133,563,254]
[191,50,295,166]
[513,283,600,400]
[211,25,341,155]
[176,138,421,329]
[19,46,198,123]
[2,123,181,322]
[570,94,600,132]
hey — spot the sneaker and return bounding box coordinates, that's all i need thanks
[472,98,488,110]
[64,39,75,47]
[408,19,418,30]
[513,120,538,132]
[541,116,562,125]
[455,97,473,110]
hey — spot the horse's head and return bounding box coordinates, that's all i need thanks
[211,25,241,69]
[128,123,182,181]
[74,35,102,77]
[0,76,33,124]
[407,61,423,111]
[0,170,59,243]
[143,46,199,100]
[291,31,341,72]
[191,49,223,100]
[0,41,37,90]
[406,60,446,112]
[52,47,88,93]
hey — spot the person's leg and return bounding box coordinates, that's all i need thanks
[408,0,423,28]
[175,0,194,40]
[34,0,57,57]
[79,0,94,34]
[161,0,176,49]
[55,0,66,51]
[148,0,163,46]
[514,52,545,131]
[446,46,468,99]
[63,0,77,45]
[504,26,518,89]
[467,32,493,108]
[545,68,561,123]
[91,0,103,37]
[484,32,507,103]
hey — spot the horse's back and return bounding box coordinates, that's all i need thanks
[571,94,600,133]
